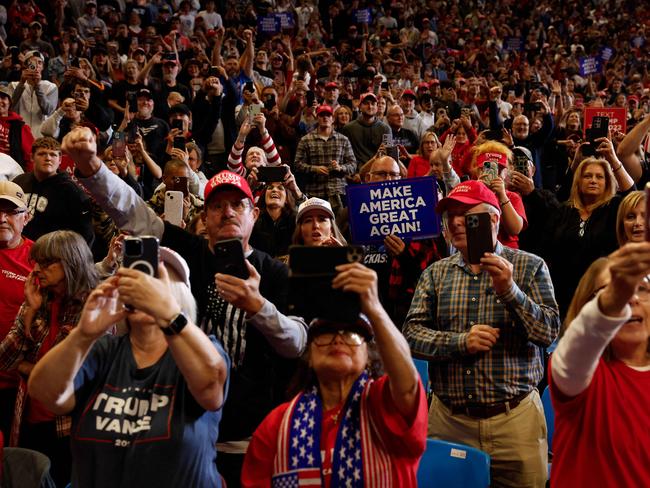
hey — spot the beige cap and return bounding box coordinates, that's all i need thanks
[0,181,27,208]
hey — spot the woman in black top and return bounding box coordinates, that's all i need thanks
[541,139,635,317]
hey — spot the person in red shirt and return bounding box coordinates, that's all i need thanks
[472,141,527,249]
[0,181,33,442]
[549,243,650,487]
[242,263,427,487]
[0,86,34,171]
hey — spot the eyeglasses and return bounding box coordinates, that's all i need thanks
[312,330,365,347]
[0,208,27,217]
[370,171,401,179]
[207,199,251,214]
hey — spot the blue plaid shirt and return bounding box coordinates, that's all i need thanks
[403,242,559,407]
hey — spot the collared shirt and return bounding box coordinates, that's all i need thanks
[293,130,356,199]
[403,242,559,407]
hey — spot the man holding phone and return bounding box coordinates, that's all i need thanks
[294,104,357,216]
[403,179,559,487]
[62,126,308,487]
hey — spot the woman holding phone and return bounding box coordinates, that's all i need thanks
[540,139,635,316]
[28,248,230,487]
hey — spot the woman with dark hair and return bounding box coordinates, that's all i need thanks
[0,230,99,486]
[242,263,427,486]
[250,181,300,259]
[548,242,650,486]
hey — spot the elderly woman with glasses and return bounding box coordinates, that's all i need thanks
[407,130,441,178]
[548,242,650,486]
[0,230,99,486]
[242,263,427,487]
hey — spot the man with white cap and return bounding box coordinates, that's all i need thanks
[0,180,32,440]
[7,51,58,138]
[61,126,308,487]
[403,179,559,487]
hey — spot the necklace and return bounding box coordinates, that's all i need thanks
[579,218,587,237]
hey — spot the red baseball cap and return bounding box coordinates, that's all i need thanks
[316,104,334,116]
[436,180,499,214]
[401,89,417,99]
[429,79,440,86]
[359,92,378,104]
[325,81,339,89]
[204,171,254,204]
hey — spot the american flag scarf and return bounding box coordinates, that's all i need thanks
[271,372,394,487]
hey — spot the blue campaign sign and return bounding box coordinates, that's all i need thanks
[504,37,523,52]
[599,46,614,62]
[579,56,601,76]
[276,12,294,29]
[346,177,440,245]
[354,8,371,24]
[257,15,281,35]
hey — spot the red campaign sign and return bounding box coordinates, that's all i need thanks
[584,107,627,136]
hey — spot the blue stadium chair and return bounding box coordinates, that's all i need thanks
[541,386,554,449]
[542,386,555,478]
[413,358,430,395]
[417,439,490,488]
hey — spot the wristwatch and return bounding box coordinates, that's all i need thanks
[161,312,188,336]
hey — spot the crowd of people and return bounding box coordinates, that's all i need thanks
[0,0,649,486]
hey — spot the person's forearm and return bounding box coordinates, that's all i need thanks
[368,306,419,415]
[552,296,630,397]
[40,109,64,138]
[247,300,308,358]
[612,160,634,192]
[618,115,650,157]
[227,143,245,175]
[498,264,560,346]
[35,85,57,115]
[260,131,281,165]
[27,327,96,414]
[166,326,228,411]
[11,82,25,111]
[142,151,163,179]
[78,163,164,238]
[500,201,524,235]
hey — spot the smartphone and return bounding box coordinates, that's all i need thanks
[264,94,276,111]
[123,236,159,277]
[584,116,609,156]
[167,176,188,197]
[208,65,220,77]
[70,58,81,68]
[306,90,315,106]
[461,107,472,117]
[164,191,184,226]
[513,155,530,175]
[382,133,393,146]
[171,119,184,131]
[386,145,399,161]
[257,165,288,183]
[523,102,542,112]
[126,122,138,143]
[465,212,494,265]
[381,81,389,90]
[244,81,255,92]
[163,52,176,62]
[173,135,186,150]
[214,238,249,279]
[481,161,499,182]
[9,46,19,65]
[288,245,365,323]
[112,131,126,158]
[127,94,138,113]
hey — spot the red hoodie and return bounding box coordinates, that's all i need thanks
[0,111,34,171]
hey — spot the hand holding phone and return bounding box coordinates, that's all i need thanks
[123,236,160,277]
[214,238,250,279]
[481,162,499,182]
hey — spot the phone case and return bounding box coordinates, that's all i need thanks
[481,162,498,182]
[214,238,249,279]
[465,212,494,265]
[123,236,159,277]
[112,131,126,158]
[257,166,288,183]
[288,246,365,323]
[164,191,184,227]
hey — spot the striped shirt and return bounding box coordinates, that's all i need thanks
[403,242,559,407]
[227,132,281,176]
